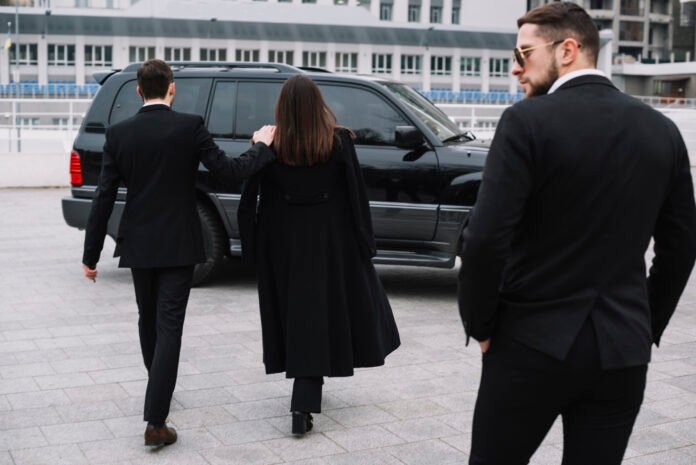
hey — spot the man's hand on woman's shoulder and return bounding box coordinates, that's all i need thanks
[252,125,276,146]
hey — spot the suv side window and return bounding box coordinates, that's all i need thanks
[208,81,236,138]
[109,78,212,125]
[319,84,408,146]
[235,81,282,140]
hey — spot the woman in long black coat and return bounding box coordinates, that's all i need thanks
[239,75,400,435]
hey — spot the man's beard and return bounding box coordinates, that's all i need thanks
[526,61,559,98]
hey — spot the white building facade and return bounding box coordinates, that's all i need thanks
[0,0,526,96]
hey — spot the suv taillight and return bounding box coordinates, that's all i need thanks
[70,151,83,186]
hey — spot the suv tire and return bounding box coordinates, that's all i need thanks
[193,201,227,286]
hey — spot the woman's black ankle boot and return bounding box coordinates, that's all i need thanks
[291,411,313,435]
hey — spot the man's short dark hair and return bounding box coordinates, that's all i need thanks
[137,59,173,100]
[518,2,600,66]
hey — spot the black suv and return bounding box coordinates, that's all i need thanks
[62,62,489,285]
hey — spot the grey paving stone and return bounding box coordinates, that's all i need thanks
[2,329,53,342]
[226,382,288,402]
[47,325,97,338]
[41,420,113,445]
[377,399,450,420]
[623,449,695,465]
[55,401,124,423]
[0,407,62,430]
[34,337,84,350]
[0,363,53,379]
[223,398,289,421]
[200,443,281,465]
[89,367,147,385]
[628,427,692,455]
[383,417,460,442]
[440,433,471,454]
[208,419,285,446]
[0,379,38,396]
[173,387,238,409]
[529,445,564,465]
[6,390,71,410]
[103,415,144,438]
[263,434,346,462]
[0,452,12,465]
[328,386,400,408]
[324,406,397,428]
[100,354,143,370]
[63,383,130,403]
[130,450,210,465]
[78,436,150,464]
[0,427,48,451]
[177,373,237,391]
[168,406,237,429]
[324,425,405,452]
[50,357,109,374]
[10,444,89,465]
[384,439,467,465]
[321,449,404,465]
[34,373,94,390]
[0,341,37,354]
[0,398,9,412]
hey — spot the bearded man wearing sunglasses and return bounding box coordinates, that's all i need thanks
[458,2,696,465]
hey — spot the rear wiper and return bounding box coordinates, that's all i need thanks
[442,131,476,143]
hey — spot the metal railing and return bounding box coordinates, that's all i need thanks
[0,98,92,153]
[632,95,696,109]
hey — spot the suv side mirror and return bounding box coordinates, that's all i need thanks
[395,126,424,149]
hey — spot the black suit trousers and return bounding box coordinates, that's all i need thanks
[291,377,324,413]
[131,266,194,425]
[469,319,647,465]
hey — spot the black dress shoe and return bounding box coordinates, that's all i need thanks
[291,411,313,435]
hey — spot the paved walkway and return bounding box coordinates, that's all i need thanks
[1,188,696,465]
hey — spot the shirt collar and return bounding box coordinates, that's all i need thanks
[548,69,607,94]
[142,100,170,107]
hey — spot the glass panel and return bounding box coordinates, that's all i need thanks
[235,81,282,139]
[319,84,407,146]
[379,82,459,142]
[208,81,236,138]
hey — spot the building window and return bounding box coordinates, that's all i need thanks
[619,21,644,41]
[620,0,643,16]
[371,53,392,74]
[200,48,227,61]
[380,2,392,20]
[164,47,191,61]
[408,5,420,22]
[489,57,510,77]
[400,54,422,75]
[236,49,260,62]
[430,55,452,75]
[85,45,113,67]
[269,50,294,65]
[9,43,38,65]
[48,44,75,66]
[302,51,327,68]
[452,7,460,24]
[129,46,155,63]
[430,6,442,23]
[335,52,358,73]
[460,56,481,76]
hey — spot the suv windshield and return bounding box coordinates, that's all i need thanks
[379,82,460,142]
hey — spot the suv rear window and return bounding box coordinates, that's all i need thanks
[109,78,212,125]
[235,81,282,139]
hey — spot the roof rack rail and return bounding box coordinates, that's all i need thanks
[122,62,302,73]
[297,66,332,73]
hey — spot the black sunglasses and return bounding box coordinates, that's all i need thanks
[513,40,567,68]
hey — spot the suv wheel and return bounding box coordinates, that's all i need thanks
[193,201,226,286]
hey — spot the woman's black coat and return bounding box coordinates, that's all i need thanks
[238,129,400,378]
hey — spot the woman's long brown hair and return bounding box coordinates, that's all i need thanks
[273,75,338,166]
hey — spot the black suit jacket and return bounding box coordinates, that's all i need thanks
[83,104,275,269]
[458,75,696,369]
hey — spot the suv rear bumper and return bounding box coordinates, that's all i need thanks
[62,196,124,236]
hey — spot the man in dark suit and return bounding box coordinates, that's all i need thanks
[82,59,275,446]
[459,3,696,464]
